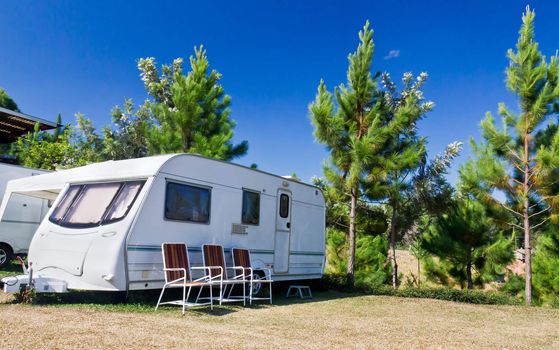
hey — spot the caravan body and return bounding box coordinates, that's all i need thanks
[0,163,49,262]
[13,154,325,292]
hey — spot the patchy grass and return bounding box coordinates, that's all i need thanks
[1,290,558,349]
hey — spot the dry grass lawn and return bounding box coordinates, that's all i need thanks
[1,291,558,350]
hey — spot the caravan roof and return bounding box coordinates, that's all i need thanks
[2,153,320,202]
[3,154,177,200]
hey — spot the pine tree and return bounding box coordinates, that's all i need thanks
[421,198,514,289]
[368,72,436,288]
[139,47,248,160]
[460,7,559,304]
[310,22,407,286]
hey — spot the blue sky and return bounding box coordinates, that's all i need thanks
[1,1,558,182]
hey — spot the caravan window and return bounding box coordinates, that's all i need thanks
[102,181,144,224]
[63,183,121,226]
[49,181,145,228]
[165,182,211,223]
[49,185,81,223]
[279,193,290,218]
[241,190,260,225]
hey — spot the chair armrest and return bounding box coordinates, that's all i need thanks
[163,268,187,284]
[192,266,223,281]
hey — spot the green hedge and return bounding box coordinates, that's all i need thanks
[322,274,521,306]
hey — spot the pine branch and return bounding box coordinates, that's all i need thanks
[501,203,524,217]
[529,197,548,209]
[528,206,551,218]
[531,217,550,230]
[508,222,525,230]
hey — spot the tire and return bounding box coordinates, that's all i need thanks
[249,270,267,298]
[0,244,13,268]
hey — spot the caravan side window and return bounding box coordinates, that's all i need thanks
[165,182,211,223]
[241,189,260,225]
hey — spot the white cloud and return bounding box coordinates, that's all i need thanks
[384,50,400,60]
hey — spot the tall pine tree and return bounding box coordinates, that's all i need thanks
[460,7,559,305]
[310,22,408,286]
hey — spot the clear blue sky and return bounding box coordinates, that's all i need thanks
[1,1,558,182]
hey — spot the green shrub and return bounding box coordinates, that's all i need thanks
[322,273,521,305]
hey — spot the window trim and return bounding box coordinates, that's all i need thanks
[164,180,212,225]
[241,188,260,226]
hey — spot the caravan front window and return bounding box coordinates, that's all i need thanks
[49,185,81,223]
[49,180,145,228]
[103,181,144,223]
[64,183,121,226]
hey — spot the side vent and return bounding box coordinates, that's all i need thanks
[231,224,248,234]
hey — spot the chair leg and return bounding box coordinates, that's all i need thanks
[249,277,253,305]
[209,284,214,310]
[269,282,273,304]
[195,285,203,303]
[219,281,223,306]
[242,281,246,306]
[155,284,167,311]
[182,283,187,315]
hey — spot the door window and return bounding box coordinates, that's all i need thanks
[279,193,289,218]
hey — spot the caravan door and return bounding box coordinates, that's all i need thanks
[273,189,291,273]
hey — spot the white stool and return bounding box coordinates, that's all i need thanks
[286,285,312,299]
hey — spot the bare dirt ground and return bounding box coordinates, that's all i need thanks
[1,292,558,350]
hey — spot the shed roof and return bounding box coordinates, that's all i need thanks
[0,107,58,144]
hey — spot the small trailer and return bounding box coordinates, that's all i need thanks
[0,163,49,267]
[1,154,325,293]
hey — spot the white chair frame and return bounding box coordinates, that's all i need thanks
[155,243,223,315]
[202,244,247,306]
[232,247,273,305]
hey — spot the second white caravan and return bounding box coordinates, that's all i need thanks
[0,162,49,267]
[2,154,325,292]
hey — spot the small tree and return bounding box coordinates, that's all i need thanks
[102,99,151,160]
[460,7,559,304]
[422,198,514,289]
[138,47,248,160]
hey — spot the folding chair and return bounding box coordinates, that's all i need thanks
[155,242,222,314]
[202,244,246,306]
[232,248,273,304]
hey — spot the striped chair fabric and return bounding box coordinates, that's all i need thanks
[203,244,227,279]
[232,248,252,275]
[162,243,190,283]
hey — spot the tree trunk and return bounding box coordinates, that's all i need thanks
[390,210,398,288]
[347,188,357,287]
[417,257,421,288]
[466,248,473,289]
[523,121,532,306]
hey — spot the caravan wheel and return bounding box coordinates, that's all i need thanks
[0,244,13,268]
[250,270,266,297]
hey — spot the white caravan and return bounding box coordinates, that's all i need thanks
[0,163,49,267]
[1,154,325,293]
